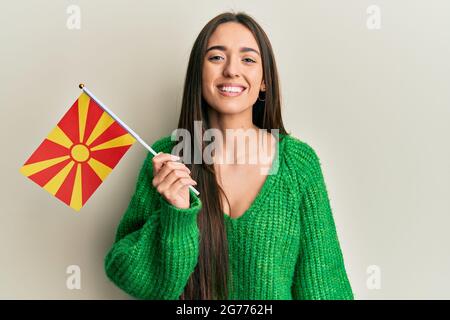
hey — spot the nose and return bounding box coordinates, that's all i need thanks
[223,56,240,78]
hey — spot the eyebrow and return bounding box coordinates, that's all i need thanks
[206,45,260,56]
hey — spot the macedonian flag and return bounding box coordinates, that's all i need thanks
[20,92,136,211]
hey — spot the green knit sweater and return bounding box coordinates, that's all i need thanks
[104,133,354,300]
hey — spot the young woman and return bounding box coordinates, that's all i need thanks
[104,12,354,300]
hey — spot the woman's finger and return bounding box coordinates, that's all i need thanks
[154,169,195,193]
[153,161,191,185]
[152,152,181,174]
[165,177,197,200]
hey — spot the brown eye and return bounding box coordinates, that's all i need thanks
[209,56,224,61]
[243,58,256,63]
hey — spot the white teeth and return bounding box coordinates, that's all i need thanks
[219,86,244,93]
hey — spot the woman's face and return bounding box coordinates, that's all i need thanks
[202,22,265,115]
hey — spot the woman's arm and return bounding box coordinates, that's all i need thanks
[104,138,202,299]
[291,147,353,300]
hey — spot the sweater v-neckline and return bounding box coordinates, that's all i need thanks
[223,133,286,223]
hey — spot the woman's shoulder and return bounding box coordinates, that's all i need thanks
[282,133,321,165]
[281,133,324,181]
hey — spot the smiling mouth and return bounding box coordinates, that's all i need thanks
[217,85,247,97]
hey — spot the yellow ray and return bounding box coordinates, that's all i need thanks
[90,134,136,151]
[70,163,83,211]
[20,155,70,177]
[85,112,115,146]
[47,125,73,149]
[87,157,112,181]
[78,93,90,143]
[43,160,75,195]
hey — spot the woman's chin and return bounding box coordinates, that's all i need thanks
[215,105,248,114]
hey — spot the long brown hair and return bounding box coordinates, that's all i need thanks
[177,11,287,300]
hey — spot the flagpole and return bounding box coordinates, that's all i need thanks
[78,84,200,196]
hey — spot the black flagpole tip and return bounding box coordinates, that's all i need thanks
[79,83,85,89]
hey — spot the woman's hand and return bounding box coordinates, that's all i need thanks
[152,152,197,209]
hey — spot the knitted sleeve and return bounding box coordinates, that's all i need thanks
[291,144,354,300]
[104,137,202,299]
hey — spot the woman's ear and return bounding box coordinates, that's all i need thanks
[260,80,266,92]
